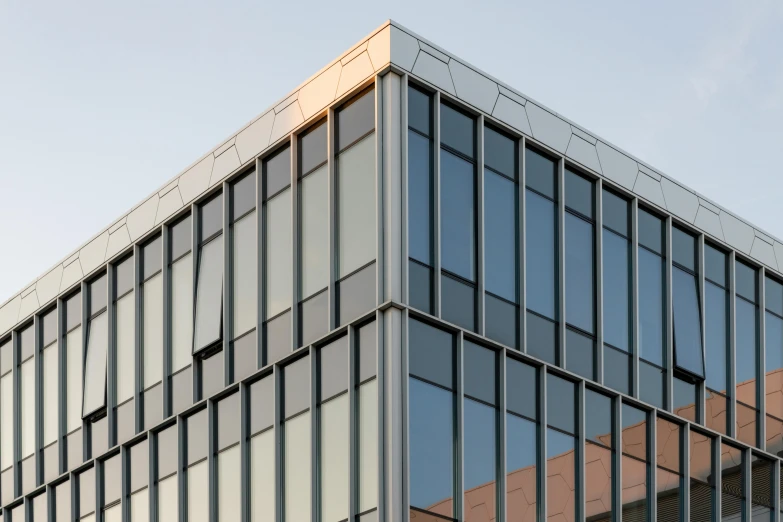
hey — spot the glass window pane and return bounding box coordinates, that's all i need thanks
[565,213,594,334]
[337,89,374,152]
[250,376,274,435]
[546,429,575,522]
[604,345,630,395]
[116,292,135,403]
[638,208,663,254]
[506,358,537,420]
[80,467,96,517]
[319,336,348,402]
[585,390,612,446]
[525,190,557,319]
[586,442,613,520]
[187,410,208,465]
[218,446,241,522]
[673,377,696,422]
[484,125,515,179]
[767,277,783,316]
[171,215,192,261]
[130,489,149,522]
[736,402,758,447]
[485,170,517,302]
[43,345,58,445]
[284,412,311,522]
[639,248,664,366]
[171,254,193,373]
[42,309,57,347]
[485,293,517,349]
[284,357,310,419]
[673,268,704,377]
[689,430,713,484]
[409,130,432,266]
[231,171,256,222]
[21,358,35,457]
[440,273,475,332]
[409,378,454,518]
[705,389,728,435]
[359,380,378,512]
[603,189,629,237]
[705,282,728,393]
[639,361,664,409]
[506,414,537,522]
[464,341,496,405]
[0,374,12,469]
[187,460,208,522]
[524,148,557,199]
[90,274,107,316]
[526,311,557,365]
[143,236,162,280]
[721,443,743,521]
[705,244,727,286]
[300,167,329,299]
[66,326,82,432]
[409,319,453,390]
[622,404,647,460]
[672,227,696,271]
[218,393,240,450]
[736,261,758,303]
[736,297,758,408]
[300,122,327,176]
[565,169,594,218]
[266,189,292,319]
[337,262,376,326]
[766,311,783,419]
[603,229,631,351]
[232,211,257,338]
[622,455,648,521]
[251,430,274,522]
[83,312,108,416]
[143,274,163,388]
[547,374,575,433]
[200,194,223,241]
[299,290,328,347]
[464,399,497,521]
[66,291,82,332]
[441,149,475,281]
[233,331,257,382]
[440,103,474,158]
[408,261,432,315]
[338,134,376,278]
[264,146,291,199]
[408,86,431,137]
[116,256,135,298]
[565,328,595,380]
[194,236,223,353]
[358,321,377,383]
[264,310,291,366]
[321,394,349,522]
[104,454,121,505]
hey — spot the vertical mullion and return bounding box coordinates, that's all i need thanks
[273,365,282,522]
[256,157,265,370]
[401,75,410,306]
[613,396,622,521]
[648,412,657,522]
[348,327,357,522]
[729,252,738,439]
[149,427,156,522]
[759,266,767,451]
[742,447,751,522]
[381,71,403,305]
[290,140,300,353]
[557,158,566,368]
[576,379,585,522]
[81,279,89,465]
[595,179,604,384]
[309,346,317,522]
[191,203,200,405]
[223,181,232,387]
[108,261,117,449]
[240,382,249,522]
[208,400,217,522]
[698,234,707,426]
[328,109,337,332]
[134,243,143,436]
[519,137,526,353]
[476,114,485,336]
[432,92,442,318]
[682,422,691,522]
[665,215,673,412]
[713,435,722,521]
[162,224,172,420]
[631,199,640,399]
[177,415,186,522]
[34,313,41,488]
[375,74,386,307]
[57,297,65,476]
[121,444,129,522]
[538,368,547,521]
[455,330,464,522]
[498,352,507,522]
[11,328,18,498]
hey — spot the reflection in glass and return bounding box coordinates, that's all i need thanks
[116,292,135,403]
[284,412,311,522]
[321,395,349,522]
[546,429,575,522]
[143,275,163,388]
[43,345,58,445]
[736,297,758,408]
[441,149,475,282]
[565,212,594,334]
[21,359,35,457]
[338,134,376,278]
[705,282,728,393]
[83,312,108,416]
[673,267,704,377]
[218,446,241,522]
[232,211,257,337]
[300,167,328,299]
[266,190,292,318]
[464,399,496,522]
[187,460,208,522]
[525,191,557,320]
[251,430,275,522]
[409,130,432,266]
[506,414,536,522]
[603,229,630,352]
[638,248,664,366]
[171,254,193,372]
[485,170,516,302]
[66,326,83,432]
[194,236,223,352]
[359,380,378,512]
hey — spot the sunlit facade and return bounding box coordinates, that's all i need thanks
[0,21,780,521]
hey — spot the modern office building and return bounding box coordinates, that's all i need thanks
[0,19,781,522]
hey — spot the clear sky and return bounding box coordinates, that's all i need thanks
[0,0,782,304]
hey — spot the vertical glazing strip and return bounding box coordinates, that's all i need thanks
[208,399,216,522]
[328,108,337,332]
[381,71,403,304]
[57,297,65,475]
[519,137,526,352]
[348,327,357,522]
[498,351,507,522]
[239,382,249,522]
[433,92,442,318]
[713,436,722,522]
[648,412,656,522]
[729,251,737,439]
[191,203,199,403]
[742,446,751,522]
[401,75,410,306]
[290,140,299,353]
[476,114,485,336]
[177,414,186,522]
[455,330,464,522]
[557,158,566,368]
[134,243,143,434]
[759,266,767,451]
[631,199,640,399]
[309,346,317,522]
[665,216,673,412]
[576,379,585,522]
[81,279,89,463]
[595,179,604,384]
[121,443,129,522]
[223,180,231,386]
[538,368,547,521]
[613,395,622,519]
[375,75,385,307]
[108,259,117,448]
[698,234,706,425]
[256,157,264,369]
[33,313,41,486]
[682,421,691,522]
[273,365,281,522]
[162,224,172,419]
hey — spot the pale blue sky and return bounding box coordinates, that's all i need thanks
[0,1,782,304]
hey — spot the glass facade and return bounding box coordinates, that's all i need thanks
[2,66,783,522]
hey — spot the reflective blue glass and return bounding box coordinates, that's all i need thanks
[525,190,557,320]
[506,414,536,473]
[564,169,593,219]
[705,282,728,393]
[705,245,727,286]
[736,262,758,303]
[485,170,517,302]
[604,346,630,395]
[638,208,663,254]
[672,227,696,272]
[639,360,664,409]
[525,148,557,200]
[766,277,783,317]
[602,189,629,237]
[464,399,497,492]
[638,247,664,366]
[565,213,594,334]
[547,374,575,434]
[766,312,783,376]
[603,230,630,351]
[673,267,704,377]
[736,297,758,406]
[408,130,432,265]
[565,328,594,381]
[409,378,454,515]
[441,150,475,281]
[484,126,515,179]
[440,103,474,158]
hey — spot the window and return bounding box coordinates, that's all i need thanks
[546,373,576,522]
[602,189,631,395]
[751,456,772,520]
[170,215,193,374]
[585,390,613,521]
[231,172,258,381]
[187,410,208,522]
[250,376,274,522]
[689,430,714,521]
[65,291,83,470]
[0,338,12,505]
[765,276,783,456]
[194,195,223,354]
[42,308,59,481]
[358,321,378,514]
[337,89,376,325]
[621,404,649,520]
[440,102,476,332]
[721,443,744,521]
[319,336,349,522]
[217,394,240,522]
[671,227,704,378]
[19,325,35,461]
[128,440,149,522]
[525,148,558,365]
[656,418,682,518]
[704,244,729,435]
[484,125,518,348]
[565,169,595,380]
[506,358,537,522]
[736,260,759,446]
[284,357,310,522]
[264,146,292,365]
[141,237,163,388]
[638,208,666,409]
[83,275,108,418]
[299,121,328,346]
[408,85,433,314]
[409,319,455,520]
[157,425,178,522]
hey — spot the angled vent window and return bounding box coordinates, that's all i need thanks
[672,227,704,379]
[83,275,109,418]
[194,195,224,355]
